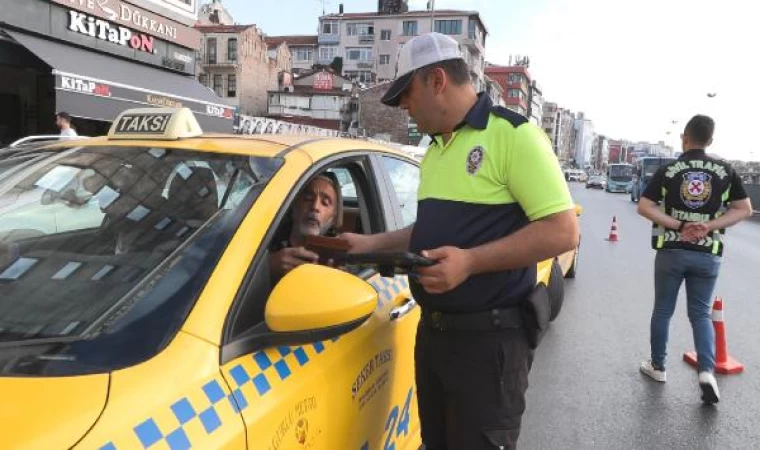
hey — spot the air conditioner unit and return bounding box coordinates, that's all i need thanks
[284,86,294,93]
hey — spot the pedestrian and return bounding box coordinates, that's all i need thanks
[340,32,579,449]
[637,114,753,404]
[56,112,78,138]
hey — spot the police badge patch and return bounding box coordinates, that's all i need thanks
[681,172,713,209]
[466,146,485,175]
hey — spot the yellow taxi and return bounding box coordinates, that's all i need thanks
[0,108,579,450]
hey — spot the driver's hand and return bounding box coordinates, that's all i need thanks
[270,246,319,275]
[337,232,372,254]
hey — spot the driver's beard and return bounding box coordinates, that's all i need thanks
[296,219,332,241]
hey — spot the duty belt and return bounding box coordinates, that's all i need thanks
[421,308,523,332]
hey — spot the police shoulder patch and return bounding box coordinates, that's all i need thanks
[490,106,529,128]
[466,145,486,175]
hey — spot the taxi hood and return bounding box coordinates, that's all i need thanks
[0,374,109,449]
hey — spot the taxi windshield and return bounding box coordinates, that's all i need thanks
[0,146,281,370]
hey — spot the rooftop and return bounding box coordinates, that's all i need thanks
[194,24,254,34]
[320,9,488,34]
[264,35,319,49]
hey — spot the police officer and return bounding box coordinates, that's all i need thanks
[340,33,579,449]
[637,115,752,403]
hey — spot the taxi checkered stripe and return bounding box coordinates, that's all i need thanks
[369,275,408,306]
[98,276,409,450]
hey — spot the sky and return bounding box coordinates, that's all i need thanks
[222,0,760,161]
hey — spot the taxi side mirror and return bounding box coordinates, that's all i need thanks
[220,264,378,364]
[265,264,377,333]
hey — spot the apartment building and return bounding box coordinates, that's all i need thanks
[484,65,530,116]
[265,35,319,75]
[196,24,291,116]
[317,8,488,90]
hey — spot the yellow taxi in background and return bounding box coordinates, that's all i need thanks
[0,108,579,450]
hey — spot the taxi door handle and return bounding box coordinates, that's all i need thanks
[390,298,417,321]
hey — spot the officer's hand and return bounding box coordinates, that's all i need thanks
[338,232,372,254]
[681,222,709,242]
[271,246,319,276]
[415,246,474,294]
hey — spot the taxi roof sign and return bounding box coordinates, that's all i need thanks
[108,107,203,140]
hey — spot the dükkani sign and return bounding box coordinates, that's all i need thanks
[52,0,200,49]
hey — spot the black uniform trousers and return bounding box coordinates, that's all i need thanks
[415,320,534,450]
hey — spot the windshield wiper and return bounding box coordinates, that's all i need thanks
[0,335,86,349]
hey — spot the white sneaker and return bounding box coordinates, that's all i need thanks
[699,371,720,404]
[640,360,667,382]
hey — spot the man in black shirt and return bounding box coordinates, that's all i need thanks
[637,115,752,404]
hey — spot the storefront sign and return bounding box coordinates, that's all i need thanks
[313,72,333,91]
[55,73,234,120]
[146,94,182,108]
[52,0,200,49]
[206,104,234,119]
[60,75,112,97]
[68,10,156,53]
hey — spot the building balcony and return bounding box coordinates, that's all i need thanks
[318,34,341,44]
[462,36,485,54]
[358,35,375,45]
[201,60,238,68]
[355,61,374,69]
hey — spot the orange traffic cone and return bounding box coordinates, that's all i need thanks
[683,297,744,374]
[606,216,619,242]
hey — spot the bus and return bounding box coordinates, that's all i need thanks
[605,163,634,193]
[630,156,677,202]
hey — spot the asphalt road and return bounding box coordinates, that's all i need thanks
[520,183,760,449]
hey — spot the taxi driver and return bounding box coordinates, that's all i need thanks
[270,173,343,278]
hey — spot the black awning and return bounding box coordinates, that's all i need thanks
[6,30,235,132]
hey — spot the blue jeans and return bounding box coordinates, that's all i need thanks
[651,249,721,372]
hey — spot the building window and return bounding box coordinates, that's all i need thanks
[293,47,314,62]
[198,73,207,86]
[379,54,390,65]
[322,21,339,35]
[227,38,237,63]
[227,74,237,97]
[380,29,392,40]
[346,23,374,36]
[508,73,523,84]
[213,74,223,97]
[345,71,373,84]
[319,45,338,61]
[346,47,373,62]
[402,21,418,36]
[468,19,477,39]
[434,20,462,35]
[207,38,217,64]
[507,88,521,98]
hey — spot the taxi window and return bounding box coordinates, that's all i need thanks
[0,145,283,375]
[380,156,419,227]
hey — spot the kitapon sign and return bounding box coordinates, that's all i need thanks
[51,0,200,49]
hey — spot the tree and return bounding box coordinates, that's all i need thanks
[330,57,343,74]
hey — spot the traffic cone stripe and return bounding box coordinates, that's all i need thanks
[606,216,619,241]
[711,309,724,322]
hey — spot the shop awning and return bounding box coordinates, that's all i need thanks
[6,30,234,132]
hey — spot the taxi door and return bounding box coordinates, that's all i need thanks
[216,156,412,450]
[352,154,424,450]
